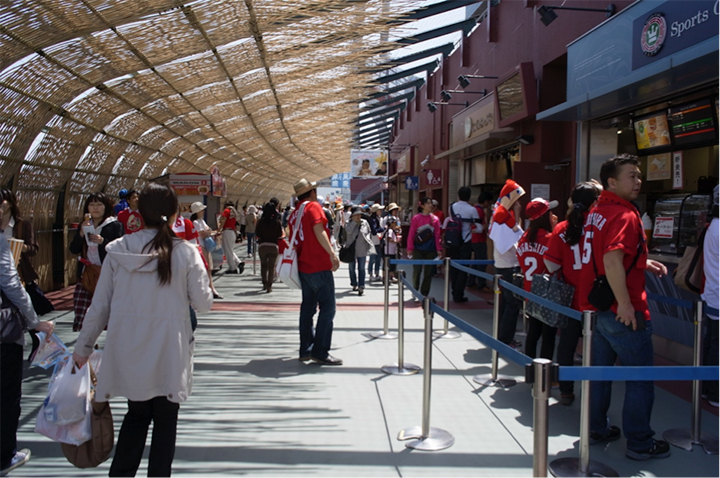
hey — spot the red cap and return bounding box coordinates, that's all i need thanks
[526,198,559,221]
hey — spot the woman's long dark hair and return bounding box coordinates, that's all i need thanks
[566,182,602,246]
[83,192,114,222]
[526,211,553,244]
[139,183,178,286]
[0,188,21,220]
[258,202,279,226]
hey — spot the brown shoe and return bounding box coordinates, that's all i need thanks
[267,286,272,293]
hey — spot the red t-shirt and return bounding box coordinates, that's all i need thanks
[516,228,551,291]
[117,209,144,234]
[288,201,332,274]
[222,209,237,230]
[434,211,445,228]
[578,191,649,320]
[544,219,586,310]
[471,204,487,243]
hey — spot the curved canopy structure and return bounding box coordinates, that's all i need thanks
[0,0,482,218]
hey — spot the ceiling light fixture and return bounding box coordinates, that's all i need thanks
[440,89,487,102]
[537,4,615,26]
[427,101,469,113]
[458,75,499,88]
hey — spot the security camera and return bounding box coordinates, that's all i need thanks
[420,155,430,168]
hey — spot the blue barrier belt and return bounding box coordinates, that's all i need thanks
[646,292,694,310]
[450,261,495,283]
[429,302,533,367]
[399,274,424,301]
[705,304,719,318]
[558,365,719,381]
[452,259,495,266]
[391,259,443,266]
[499,279,583,322]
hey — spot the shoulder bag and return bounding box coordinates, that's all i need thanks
[80,258,101,295]
[61,364,114,468]
[527,273,575,329]
[338,239,356,263]
[587,231,643,311]
[673,225,707,293]
[276,202,307,289]
[1,291,25,343]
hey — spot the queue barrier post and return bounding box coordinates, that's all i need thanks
[549,312,619,477]
[663,301,719,455]
[397,297,454,451]
[434,257,460,339]
[382,271,420,376]
[370,256,398,340]
[473,274,516,388]
[252,236,257,276]
[531,358,552,477]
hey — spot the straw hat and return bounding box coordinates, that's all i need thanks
[334,203,344,212]
[386,202,399,212]
[293,178,317,196]
[190,202,207,214]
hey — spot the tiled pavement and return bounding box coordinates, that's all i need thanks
[13,243,720,476]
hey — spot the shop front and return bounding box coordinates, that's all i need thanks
[538,0,719,361]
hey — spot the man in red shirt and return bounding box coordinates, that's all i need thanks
[579,154,669,461]
[117,190,144,234]
[217,202,240,274]
[288,179,341,365]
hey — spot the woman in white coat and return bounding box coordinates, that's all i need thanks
[344,207,375,296]
[72,183,213,477]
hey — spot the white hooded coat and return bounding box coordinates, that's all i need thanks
[74,229,213,403]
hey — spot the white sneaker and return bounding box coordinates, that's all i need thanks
[0,449,30,477]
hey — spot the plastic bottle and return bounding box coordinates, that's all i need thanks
[642,212,652,241]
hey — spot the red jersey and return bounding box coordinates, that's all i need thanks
[434,211,445,228]
[516,228,551,291]
[471,204,487,243]
[545,219,585,310]
[288,200,332,274]
[117,209,144,234]
[578,190,649,320]
[222,208,237,230]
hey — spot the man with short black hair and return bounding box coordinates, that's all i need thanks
[443,187,479,303]
[579,154,669,461]
[289,179,342,365]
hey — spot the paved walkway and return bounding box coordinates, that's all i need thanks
[13,244,720,476]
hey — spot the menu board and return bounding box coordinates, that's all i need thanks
[669,99,717,148]
[634,112,671,152]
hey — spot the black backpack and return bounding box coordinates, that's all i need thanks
[443,203,463,250]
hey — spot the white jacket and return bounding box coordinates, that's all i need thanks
[74,229,213,403]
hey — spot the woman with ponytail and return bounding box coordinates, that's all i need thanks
[544,181,602,406]
[71,183,213,477]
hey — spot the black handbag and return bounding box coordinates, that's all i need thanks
[338,240,356,264]
[511,272,525,301]
[527,273,575,329]
[587,231,643,312]
[1,292,25,343]
[25,282,55,316]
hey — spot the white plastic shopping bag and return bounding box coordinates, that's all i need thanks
[276,202,307,289]
[35,398,91,446]
[43,360,91,426]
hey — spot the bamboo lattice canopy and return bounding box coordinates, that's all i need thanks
[0,0,482,215]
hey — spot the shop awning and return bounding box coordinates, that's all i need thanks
[434,128,516,160]
[538,38,718,122]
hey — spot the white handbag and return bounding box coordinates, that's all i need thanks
[276,202,307,289]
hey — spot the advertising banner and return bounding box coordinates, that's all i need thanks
[351,149,388,178]
[169,174,211,196]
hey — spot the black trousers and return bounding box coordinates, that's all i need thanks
[109,396,180,477]
[496,266,521,344]
[525,315,557,360]
[448,242,472,301]
[556,316,583,395]
[0,344,23,468]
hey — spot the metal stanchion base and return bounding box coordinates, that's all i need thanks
[432,330,461,339]
[381,363,420,375]
[548,457,619,477]
[368,331,398,340]
[472,373,517,388]
[397,426,454,451]
[663,428,719,455]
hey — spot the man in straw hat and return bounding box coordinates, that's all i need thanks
[288,179,342,365]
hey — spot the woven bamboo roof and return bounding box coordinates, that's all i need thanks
[0,0,460,209]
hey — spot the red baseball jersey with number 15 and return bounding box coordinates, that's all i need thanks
[544,219,584,310]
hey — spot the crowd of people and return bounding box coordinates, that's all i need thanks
[0,153,717,474]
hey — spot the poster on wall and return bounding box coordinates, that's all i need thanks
[211,166,227,197]
[653,216,674,239]
[351,149,388,178]
[672,152,683,189]
[646,153,671,181]
[169,174,211,196]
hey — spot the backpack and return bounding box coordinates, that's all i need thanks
[443,203,463,250]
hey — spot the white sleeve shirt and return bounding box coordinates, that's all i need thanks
[702,217,719,320]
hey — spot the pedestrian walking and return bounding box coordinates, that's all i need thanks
[245,205,257,257]
[345,207,375,296]
[255,202,284,293]
[217,202,241,274]
[406,197,442,297]
[368,204,385,282]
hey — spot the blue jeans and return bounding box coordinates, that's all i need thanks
[299,270,336,359]
[246,233,255,255]
[590,310,655,452]
[349,256,367,288]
